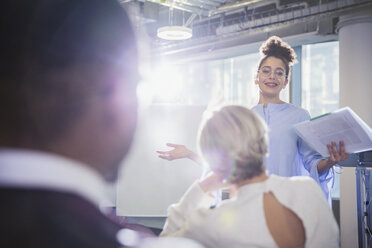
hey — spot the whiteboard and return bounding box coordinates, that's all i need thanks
[116,105,206,216]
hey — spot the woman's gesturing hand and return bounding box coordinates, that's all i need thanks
[156,143,192,161]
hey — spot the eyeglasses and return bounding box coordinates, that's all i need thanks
[258,67,286,80]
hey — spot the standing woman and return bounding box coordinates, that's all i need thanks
[250,36,349,204]
[157,36,348,204]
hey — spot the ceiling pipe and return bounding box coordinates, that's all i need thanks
[208,0,269,16]
[276,1,308,10]
[146,0,209,15]
[185,13,198,27]
[208,0,308,17]
[184,0,216,10]
[209,0,225,3]
[155,0,372,55]
[196,0,221,7]
[145,0,269,17]
[215,0,352,35]
[145,0,302,18]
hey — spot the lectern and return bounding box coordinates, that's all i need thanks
[354,151,372,248]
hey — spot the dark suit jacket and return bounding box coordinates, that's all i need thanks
[0,188,127,248]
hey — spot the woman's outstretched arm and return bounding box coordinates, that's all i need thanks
[156,143,203,165]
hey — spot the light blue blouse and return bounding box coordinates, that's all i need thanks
[252,103,334,205]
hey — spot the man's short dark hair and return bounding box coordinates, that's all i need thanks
[0,0,138,147]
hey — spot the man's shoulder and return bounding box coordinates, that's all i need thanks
[0,188,123,248]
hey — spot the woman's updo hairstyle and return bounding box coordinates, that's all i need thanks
[258,36,297,79]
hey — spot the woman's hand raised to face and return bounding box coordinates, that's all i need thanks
[198,172,230,193]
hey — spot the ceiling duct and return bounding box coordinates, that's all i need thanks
[145,0,308,18]
[146,0,208,16]
[209,0,279,16]
[153,0,372,60]
[214,0,364,35]
[146,0,214,16]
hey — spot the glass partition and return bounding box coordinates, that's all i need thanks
[302,41,340,198]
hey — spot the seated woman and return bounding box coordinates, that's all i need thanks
[160,105,339,248]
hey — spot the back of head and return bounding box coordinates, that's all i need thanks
[0,0,138,148]
[198,105,268,184]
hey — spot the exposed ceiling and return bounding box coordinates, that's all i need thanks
[120,0,372,61]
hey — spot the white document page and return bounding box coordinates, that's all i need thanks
[294,107,372,157]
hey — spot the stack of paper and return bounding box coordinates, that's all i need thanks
[294,107,372,157]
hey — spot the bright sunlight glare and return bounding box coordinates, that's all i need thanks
[137,62,184,106]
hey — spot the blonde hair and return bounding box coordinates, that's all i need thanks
[198,105,268,184]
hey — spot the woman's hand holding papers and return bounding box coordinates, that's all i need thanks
[327,140,349,164]
[317,141,349,173]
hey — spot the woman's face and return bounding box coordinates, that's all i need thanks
[255,56,288,99]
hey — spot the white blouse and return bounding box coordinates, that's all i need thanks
[161,175,339,248]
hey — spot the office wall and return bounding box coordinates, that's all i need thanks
[339,8,372,248]
[116,105,206,216]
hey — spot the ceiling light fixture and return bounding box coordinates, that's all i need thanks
[157,25,192,40]
[157,8,192,41]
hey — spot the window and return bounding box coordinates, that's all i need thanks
[302,41,339,116]
[301,41,340,199]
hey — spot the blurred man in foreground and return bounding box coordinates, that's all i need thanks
[0,1,140,247]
